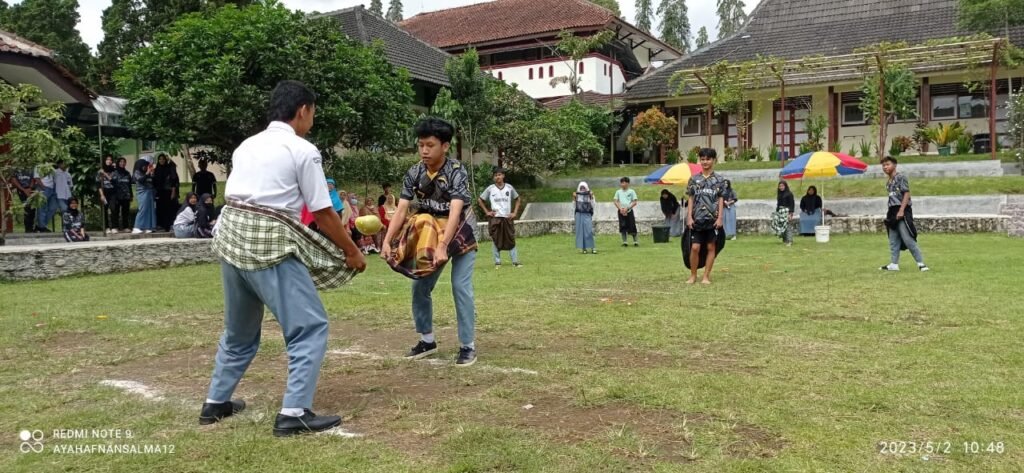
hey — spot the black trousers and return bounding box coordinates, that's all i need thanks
[17,192,35,233]
[110,198,131,229]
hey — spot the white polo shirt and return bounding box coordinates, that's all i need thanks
[224,121,332,219]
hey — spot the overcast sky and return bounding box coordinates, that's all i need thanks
[72,0,761,51]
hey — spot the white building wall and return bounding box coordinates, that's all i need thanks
[486,55,626,99]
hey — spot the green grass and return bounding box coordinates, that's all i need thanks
[553,153,1017,179]
[2,234,1023,471]
[521,176,1024,203]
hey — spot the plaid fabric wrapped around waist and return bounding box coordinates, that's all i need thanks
[212,200,357,290]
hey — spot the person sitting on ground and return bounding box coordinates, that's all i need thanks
[195,193,217,238]
[62,197,89,243]
[173,192,200,238]
[327,178,344,216]
[359,195,380,254]
[799,185,823,236]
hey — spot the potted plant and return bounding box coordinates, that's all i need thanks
[955,132,974,155]
[930,122,965,156]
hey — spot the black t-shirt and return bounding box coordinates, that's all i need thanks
[400,158,471,217]
[193,170,217,196]
[686,172,725,224]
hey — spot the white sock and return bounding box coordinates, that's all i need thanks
[280,408,305,417]
[421,333,435,344]
[205,398,225,404]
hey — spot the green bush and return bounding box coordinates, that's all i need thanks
[955,133,974,155]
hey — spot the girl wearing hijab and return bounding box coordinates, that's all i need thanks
[660,189,683,238]
[111,157,133,232]
[771,181,796,246]
[799,185,823,236]
[62,198,89,242]
[722,180,739,240]
[326,178,344,215]
[132,155,157,234]
[173,192,199,238]
[154,153,180,231]
[194,193,217,238]
[573,182,597,254]
[96,155,116,233]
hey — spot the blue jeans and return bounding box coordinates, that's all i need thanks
[36,186,58,230]
[207,258,329,409]
[492,244,519,265]
[134,187,156,230]
[412,249,476,347]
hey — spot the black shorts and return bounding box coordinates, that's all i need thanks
[690,228,718,245]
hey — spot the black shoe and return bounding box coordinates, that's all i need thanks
[273,409,341,437]
[405,340,437,360]
[456,346,477,367]
[198,399,246,425]
[634,242,639,247]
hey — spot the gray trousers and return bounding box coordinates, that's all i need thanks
[888,222,925,265]
[207,258,329,409]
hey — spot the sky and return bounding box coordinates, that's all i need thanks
[72,0,761,52]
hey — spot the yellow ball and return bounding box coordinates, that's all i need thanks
[355,215,384,235]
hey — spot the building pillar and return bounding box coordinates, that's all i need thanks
[827,86,837,151]
[920,77,931,153]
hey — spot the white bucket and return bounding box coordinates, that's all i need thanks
[815,225,831,243]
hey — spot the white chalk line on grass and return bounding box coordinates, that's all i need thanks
[99,380,166,401]
[328,349,539,375]
[321,426,365,438]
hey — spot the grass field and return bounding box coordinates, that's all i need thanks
[2,233,1023,472]
[520,176,1024,203]
[553,153,1018,179]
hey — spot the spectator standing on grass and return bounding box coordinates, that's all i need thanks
[685,148,725,285]
[33,162,57,232]
[660,189,682,238]
[62,198,89,242]
[880,156,929,272]
[722,179,738,240]
[9,168,36,233]
[173,192,199,238]
[380,117,479,367]
[132,155,157,234]
[772,181,795,246]
[97,155,116,233]
[614,177,639,247]
[192,159,217,198]
[111,157,133,232]
[154,154,180,231]
[203,80,365,436]
[54,160,73,218]
[478,167,523,269]
[573,181,596,254]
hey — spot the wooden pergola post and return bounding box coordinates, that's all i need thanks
[990,42,1000,160]
[877,53,886,160]
[694,72,713,149]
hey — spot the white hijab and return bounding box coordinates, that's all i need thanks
[577,181,589,193]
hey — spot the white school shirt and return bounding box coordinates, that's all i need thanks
[34,165,54,188]
[480,183,518,218]
[54,169,73,199]
[224,121,332,220]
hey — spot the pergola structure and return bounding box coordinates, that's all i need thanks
[668,38,1009,159]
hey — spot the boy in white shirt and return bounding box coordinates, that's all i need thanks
[478,168,522,268]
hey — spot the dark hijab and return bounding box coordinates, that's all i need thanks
[102,156,115,173]
[800,186,823,213]
[67,197,80,217]
[178,192,198,215]
[195,193,215,228]
[777,181,795,213]
[660,189,680,215]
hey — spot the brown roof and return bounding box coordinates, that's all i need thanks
[0,30,54,57]
[626,0,1024,100]
[543,91,623,110]
[0,29,94,103]
[400,0,617,49]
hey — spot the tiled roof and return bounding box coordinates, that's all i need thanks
[320,6,451,87]
[399,0,617,49]
[543,91,624,110]
[626,0,1024,100]
[0,29,94,103]
[0,30,53,57]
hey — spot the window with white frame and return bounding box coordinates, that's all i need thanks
[680,115,702,136]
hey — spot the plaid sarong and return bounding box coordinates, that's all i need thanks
[386,212,477,279]
[212,200,357,290]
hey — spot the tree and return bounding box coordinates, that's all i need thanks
[549,30,615,96]
[715,0,747,39]
[658,0,691,53]
[858,42,920,159]
[627,106,677,161]
[116,2,414,164]
[386,0,402,22]
[444,49,493,196]
[0,84,80,244]
[369,0,383,16]
[695,26,709,49]
[0,0,92,76]
[1007,90,1024,168]
[958,0,1024,32]
[635,0,653,32]
[589,0,620,16]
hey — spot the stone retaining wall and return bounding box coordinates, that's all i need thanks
[0,239,215,281]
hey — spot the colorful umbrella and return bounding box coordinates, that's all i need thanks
[780,151,868,179]
[780,151,868,225]
[644,162,703,185]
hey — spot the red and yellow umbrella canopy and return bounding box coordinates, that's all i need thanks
[644,162,703,185]
[780,152,868,180]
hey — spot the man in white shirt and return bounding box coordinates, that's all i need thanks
[477,168,522,268]
[200,80,366,437]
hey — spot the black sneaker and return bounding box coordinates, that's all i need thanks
[455,346,477,367]
[405,340,437,360]
[198,399,246,425]
[272,409,341,437]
